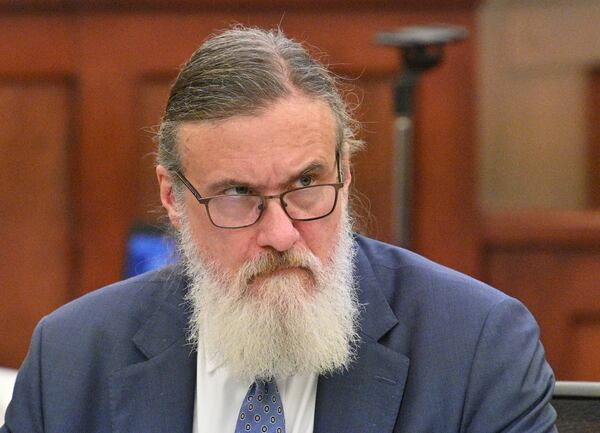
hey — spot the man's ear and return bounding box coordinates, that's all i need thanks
[343,156,352,188]
[156,165,182,230]
[341,146,352,188]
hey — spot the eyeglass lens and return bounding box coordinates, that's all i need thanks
[283,184,336,220]
[207,185,338,228]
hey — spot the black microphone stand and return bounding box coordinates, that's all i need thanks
[376,26,468,247]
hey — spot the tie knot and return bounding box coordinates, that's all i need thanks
[236,379,286,433]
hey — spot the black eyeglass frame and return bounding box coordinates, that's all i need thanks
[173,150,345,229]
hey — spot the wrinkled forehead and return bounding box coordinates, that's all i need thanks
[176,95,340,173]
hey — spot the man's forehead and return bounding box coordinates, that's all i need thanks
[176,95,338,173]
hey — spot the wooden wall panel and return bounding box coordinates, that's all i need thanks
[412,32,480,276]
[0,0,481,11]
[484,212,600,380]
[0,82,74,368]
[350,76,395,241]
[0,17,75,75]
[569,314,600,380]
[589,67,600,207]
[134,78,174,225]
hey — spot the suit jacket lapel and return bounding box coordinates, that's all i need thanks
[109,270,197,433]
[314,242,409,433]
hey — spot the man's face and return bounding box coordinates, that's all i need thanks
[157,94,358,379]
[160,93,350,288]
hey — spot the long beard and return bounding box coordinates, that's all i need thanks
[178,210,360,381]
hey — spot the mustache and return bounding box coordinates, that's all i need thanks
[235,248,321,288]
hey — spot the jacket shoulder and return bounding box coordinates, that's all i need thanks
[39,265,187,364]
[354,234,509,312]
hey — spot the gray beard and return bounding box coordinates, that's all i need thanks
[178,209,360,381]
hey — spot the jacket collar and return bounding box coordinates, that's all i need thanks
[314,239,409,433]
[110,267,197,433]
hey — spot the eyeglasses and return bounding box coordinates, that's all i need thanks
[173,152,345,229]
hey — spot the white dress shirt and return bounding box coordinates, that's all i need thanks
[192,336,317,433]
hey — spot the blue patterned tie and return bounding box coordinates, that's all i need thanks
[235,379,286,433]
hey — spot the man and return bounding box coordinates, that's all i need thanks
[2,27,556,433]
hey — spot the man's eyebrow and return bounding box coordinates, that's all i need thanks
[203,159,333,194]
[285,160,330,184]
[204,178,254,195]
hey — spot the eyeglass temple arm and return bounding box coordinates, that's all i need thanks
[173,170,207,203]
[337,150,344,183]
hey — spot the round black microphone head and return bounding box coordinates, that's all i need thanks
[376,25,468,47]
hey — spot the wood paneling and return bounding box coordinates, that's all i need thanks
[412,29,480,276]
[0,0,481,12]
[484,212,600,380]
[0,82,75,368]
[0,16,75,75]
[351,76,395,241]
[135,78,174,226]
[589,67,600,207]
[484,210,600,248]
[569,314,600,379]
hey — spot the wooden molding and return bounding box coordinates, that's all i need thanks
[589,67,600,208]
[0,0,481,12]
[483,210,600,249]
[483,210,600,379]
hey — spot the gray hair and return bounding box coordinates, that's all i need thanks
[157,26,363,177]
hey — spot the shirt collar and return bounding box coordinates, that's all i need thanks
[201,332,226,374]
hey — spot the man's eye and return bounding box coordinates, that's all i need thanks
[224,186,251,195]
[297,175,314,187]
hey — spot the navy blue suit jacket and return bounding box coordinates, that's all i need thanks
[2,235,557,432]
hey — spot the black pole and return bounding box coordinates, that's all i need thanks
[376,25,468,247]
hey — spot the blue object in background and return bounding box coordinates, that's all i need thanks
[125,225,179,278]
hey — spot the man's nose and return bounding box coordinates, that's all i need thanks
[255,198,300,252]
